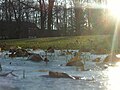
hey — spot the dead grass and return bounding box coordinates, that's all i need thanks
[0,35,113,53]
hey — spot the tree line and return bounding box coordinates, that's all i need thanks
[0,0,116,39]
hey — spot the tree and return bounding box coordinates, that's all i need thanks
[72,0,86,35]
[38,0,47,30]
[47,0,55,31]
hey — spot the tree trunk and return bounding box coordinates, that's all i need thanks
[39,0,46,30]
[5,0,9,21]
[73,0,83,35]
[47,0,55,31]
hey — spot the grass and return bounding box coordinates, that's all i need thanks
[0,35,114,53]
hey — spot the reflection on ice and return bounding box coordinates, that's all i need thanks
[107,62,120,90]
[116,54,120,58]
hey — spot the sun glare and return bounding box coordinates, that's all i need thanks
[107,0,120,19]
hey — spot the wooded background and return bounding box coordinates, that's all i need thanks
[0,0,116,39]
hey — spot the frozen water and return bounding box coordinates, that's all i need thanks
[0,50,119,90]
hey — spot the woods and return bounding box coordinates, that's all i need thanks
[0,0,116,39]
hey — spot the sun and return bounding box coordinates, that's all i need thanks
[107,0,120,19]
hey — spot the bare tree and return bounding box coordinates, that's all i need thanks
[72,0,86,35]
[38,0,47,30]
[47,0,55,31]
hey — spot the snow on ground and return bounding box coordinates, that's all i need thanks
[0,50,118,90]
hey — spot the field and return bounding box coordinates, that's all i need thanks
[0,35,113,53]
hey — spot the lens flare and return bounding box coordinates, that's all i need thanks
[110,19,119,58]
